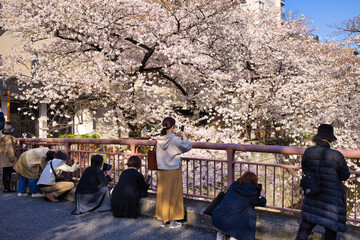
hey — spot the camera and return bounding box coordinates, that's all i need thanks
[102,163,112,172]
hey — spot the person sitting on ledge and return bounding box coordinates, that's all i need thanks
[37,151,78,202]
[71,154,111,215]
[111,156,149,219]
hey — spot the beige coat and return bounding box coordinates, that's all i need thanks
[14,147,49,179]
[0,134,17,169]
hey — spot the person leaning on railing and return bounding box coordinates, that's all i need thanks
[296,124,350,240]
[155,117,192,229]
[37,151,78,202]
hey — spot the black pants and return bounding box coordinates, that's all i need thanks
[2,167,15,190]
[296,219,337,240]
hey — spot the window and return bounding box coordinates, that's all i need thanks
[258,1,265,9]
[31,59,40,69]
[0,27,5,37]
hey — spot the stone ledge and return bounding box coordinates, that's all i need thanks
[139,193,360,240]
[2,173,359,240]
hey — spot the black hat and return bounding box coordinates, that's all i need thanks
[313,124,337,142]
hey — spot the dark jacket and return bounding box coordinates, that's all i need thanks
[111,169,149,218]
[301,141,350,232]
[76,166,109,194]
[212,181,266,239]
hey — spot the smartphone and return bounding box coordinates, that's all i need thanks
[102,163,112,172]
[258,184,262,191]
[180,125,185,132]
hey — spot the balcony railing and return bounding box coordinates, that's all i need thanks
[16,138,360,224]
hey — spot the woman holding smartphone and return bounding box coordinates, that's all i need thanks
[155,117,192,228]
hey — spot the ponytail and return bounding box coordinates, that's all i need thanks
[160,128,167,136]
[160,117,176,136]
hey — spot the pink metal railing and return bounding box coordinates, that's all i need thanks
[16,138,360,224]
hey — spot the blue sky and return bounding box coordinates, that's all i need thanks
[283,0,360,42]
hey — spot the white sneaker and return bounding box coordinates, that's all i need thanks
[160,221,167,227]
[31,193,45,198]
[169,220,182,229]
[17,193,28,197]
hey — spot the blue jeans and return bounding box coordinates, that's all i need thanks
[18,175,39,194]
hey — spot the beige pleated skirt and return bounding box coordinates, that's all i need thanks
[156,168,184,222]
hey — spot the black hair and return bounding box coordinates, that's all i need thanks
[54,151,67,160]
[127,156,141,169]
[46,150,56,161]
[91,154,104,168]
[311,135,335,143]
[2,122,14,134]
[160,117,176,136]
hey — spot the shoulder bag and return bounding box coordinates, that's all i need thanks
[147,141,158,170]
[50,160,73,182]
[203,191,226,216]
[300,150,325,197]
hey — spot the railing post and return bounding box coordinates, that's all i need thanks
[17,139,23,157]
[64,139,70,161]
[130,143,136,155]
[226,148,235,189]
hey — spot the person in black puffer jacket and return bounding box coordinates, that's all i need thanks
[296,124,350,240]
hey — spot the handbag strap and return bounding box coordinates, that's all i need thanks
[49,160,58,179]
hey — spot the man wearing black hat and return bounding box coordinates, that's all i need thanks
[296,124,350,240]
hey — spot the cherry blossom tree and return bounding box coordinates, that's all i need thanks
[330,15,360,51]
[0,0,359,157]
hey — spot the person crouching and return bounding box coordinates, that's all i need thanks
[37,151,78,202]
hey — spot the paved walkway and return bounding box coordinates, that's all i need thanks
[0,191,216,240]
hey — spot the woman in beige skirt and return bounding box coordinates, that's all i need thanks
[156,117,192,228]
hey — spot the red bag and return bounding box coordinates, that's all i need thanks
[147,142,158,170]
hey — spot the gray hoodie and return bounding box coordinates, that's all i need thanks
[156,133,192,170]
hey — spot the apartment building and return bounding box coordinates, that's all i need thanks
[240,0,285,10]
